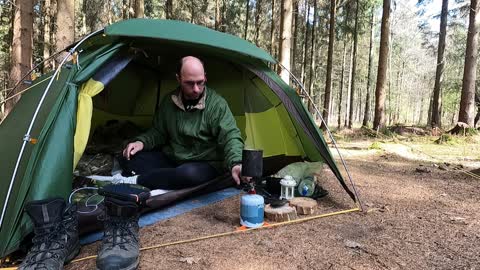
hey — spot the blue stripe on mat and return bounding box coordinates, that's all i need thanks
[80,187,241,245]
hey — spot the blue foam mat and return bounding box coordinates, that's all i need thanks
[80,187,241,245]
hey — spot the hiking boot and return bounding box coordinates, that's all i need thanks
[96,196,140,270]
[18,198,80,270]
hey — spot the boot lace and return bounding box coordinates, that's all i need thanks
[103,216,139,251]
[23,223,67,266]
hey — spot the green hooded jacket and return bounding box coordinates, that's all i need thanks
[135,87,244,172]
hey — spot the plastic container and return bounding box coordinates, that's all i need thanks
[240,194,264,228]
[297,177,315,197]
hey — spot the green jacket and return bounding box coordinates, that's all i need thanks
[135,87,244,172]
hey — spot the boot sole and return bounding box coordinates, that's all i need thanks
[96,257,139,270]
[65,242,81,264]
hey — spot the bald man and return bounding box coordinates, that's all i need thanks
[111,56,246,189]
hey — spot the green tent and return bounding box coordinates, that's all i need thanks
[0,19,357,258]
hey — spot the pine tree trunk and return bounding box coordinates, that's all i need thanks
[345,40,353,127]
[215,0,221,30]
[322,0,336,128]
[348,0,359,129]
[56,0,74,62]
[458,0,479,126]
[363,8,375,127]
[300,0,309,84]
[165,0,173,19]
[134,0,144,18]
[279,0,293,83]
[338,42,347,129]
[291,0,299,74]
[307,0,317,113]
[123,0,129,19]
[5,0,33,115]
[431,0,448,128]
[42,0,52,72]
[244,0,250,40]
[190,1,195,23]
[373,0,391,130]
[270,0,276,55]
[254,0,263,45]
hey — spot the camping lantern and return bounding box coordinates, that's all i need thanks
[280,175,296,200]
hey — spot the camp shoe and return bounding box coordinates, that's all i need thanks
[96,197,140,270]
[18,198,80,270]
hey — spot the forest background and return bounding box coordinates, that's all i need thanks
[1,0,479,132]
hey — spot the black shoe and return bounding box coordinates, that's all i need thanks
[19,198,80,270]
[96,196,140,270]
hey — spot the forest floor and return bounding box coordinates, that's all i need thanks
[66,130,480,270]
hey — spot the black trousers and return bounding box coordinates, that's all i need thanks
[118,150,220,190]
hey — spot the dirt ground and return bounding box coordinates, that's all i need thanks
[66,137,480,270]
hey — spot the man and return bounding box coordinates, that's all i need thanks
[92,56,248,270]
[105,56,247,188]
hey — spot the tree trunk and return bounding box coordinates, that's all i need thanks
[373,0,391,130]
[431,0,448,128]
[134,0,144,18]
[42,0,52,72]
[279,0,293,83]
[322,0,336,128]
[5,0,33,115]
[300,0,309,84]
[190,1,195,23]
[291,0,299,74]
[270,0,276,55]
[123,0,129,19]
[337,42,347,129]
[254,0,263,45]
[458,0,479,126]
[363,8,374,127]
[345,40,353,127]
[307,0,317,113]
[56,0,75,62]
[348,0,359,129]
[215,0,221,30]
[244,0,250,40]
[165,0,173,19]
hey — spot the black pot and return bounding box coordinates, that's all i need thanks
[264,176,282,196]
[242,149,263,178]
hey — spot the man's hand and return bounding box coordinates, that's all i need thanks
[122,141,144,160]
[231,164,252,185]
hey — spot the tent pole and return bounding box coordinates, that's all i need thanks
[276,62,364,211]
[0,29,104,234]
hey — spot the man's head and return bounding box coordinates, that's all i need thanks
[176,56,207,100]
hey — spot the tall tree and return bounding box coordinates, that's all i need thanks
[362,8,375,127]
[291,0,299,74]
[56,0,75,60]
[430,0,448,128]
[254,0,263,45]
[270,0,276,55]
[373,0,391,130]
[279,0,293,83]
[300,0,310,84]
[458,0,480,126]
[215,0,222,30]
[134,0,144,18]
[338,42,347,128]
[322,0,336,127]
[42,0,52,72]
[307,0,317,112]
[244,0,250,40]
[165,0,173,19]
[348,0,359,129]
[5,0,33,115]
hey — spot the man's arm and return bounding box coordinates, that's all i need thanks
[211,99,244,179]
[134,107,167,151]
